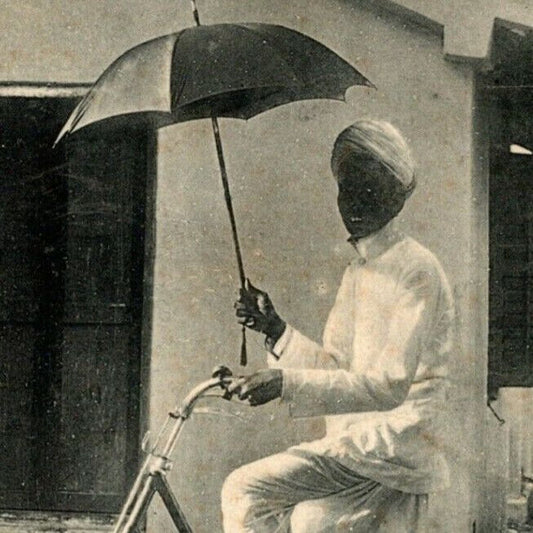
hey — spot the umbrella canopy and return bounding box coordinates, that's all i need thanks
[55,22,372,366]
[56,23,371,141]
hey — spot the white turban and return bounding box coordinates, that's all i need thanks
[331,119,415,191]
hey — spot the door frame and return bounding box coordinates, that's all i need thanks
[0,82,156,513]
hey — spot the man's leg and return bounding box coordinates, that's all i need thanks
[221,451,375,533]
[290,484,428,532]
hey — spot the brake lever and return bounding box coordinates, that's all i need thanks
[211,365,235,400]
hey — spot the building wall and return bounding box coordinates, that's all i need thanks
[150,3,481,531]
[0,0,502,531]
[470,77,508,533]
[370,0,533,59]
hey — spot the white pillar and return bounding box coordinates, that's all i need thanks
[521,388,533,481]
[500,387,528,524]
[500,388,523,496]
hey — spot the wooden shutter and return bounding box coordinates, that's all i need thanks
[0,96,150,513]
[53,127,149,512]
[0,97,66,509]
[489,150,533,389]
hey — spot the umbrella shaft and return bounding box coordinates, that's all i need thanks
[190,3,246,289]
[211,117,246,288]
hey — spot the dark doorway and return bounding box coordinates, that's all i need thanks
[0,92,152,513]
[486,21,533,392]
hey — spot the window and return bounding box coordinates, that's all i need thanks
[0,89,153,512]
[486,22,533,391]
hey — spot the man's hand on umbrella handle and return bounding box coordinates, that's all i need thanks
[225,369,283,406]
[235,279,286,343]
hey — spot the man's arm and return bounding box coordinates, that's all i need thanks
[280,267,441,417]
[266,325,342,370]
[228,279,342,405]
[235,279,343,370]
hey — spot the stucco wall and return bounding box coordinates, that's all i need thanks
[0,0,495,531]
[1,0,530,82]
[149,2,480,531]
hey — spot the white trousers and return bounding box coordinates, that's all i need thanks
[221,451,427,533]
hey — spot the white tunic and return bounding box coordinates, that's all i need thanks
[268,224,454,494]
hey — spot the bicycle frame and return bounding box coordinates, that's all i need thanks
[112,366,234,533]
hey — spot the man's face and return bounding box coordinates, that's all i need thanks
[336,154,406,239]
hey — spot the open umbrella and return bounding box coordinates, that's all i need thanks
[55,2,373,365]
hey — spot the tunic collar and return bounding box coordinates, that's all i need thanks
[347,220,403,263]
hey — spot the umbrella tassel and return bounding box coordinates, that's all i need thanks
[240,327,247,367]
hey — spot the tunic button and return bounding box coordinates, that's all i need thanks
[358,257,366,266]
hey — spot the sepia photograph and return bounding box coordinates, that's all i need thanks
[0,1,531,532]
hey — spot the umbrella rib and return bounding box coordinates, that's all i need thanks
[234,23,374,95]
[169,29,189,110]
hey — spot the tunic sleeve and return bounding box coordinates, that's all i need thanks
[279,267,442,418]
[267,266,356,371]
[267,325,341,370]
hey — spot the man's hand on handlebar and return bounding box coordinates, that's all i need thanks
[225,369,282,406]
